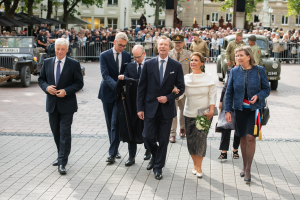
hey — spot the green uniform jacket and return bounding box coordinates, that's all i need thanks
[251,43,263,66]
[225,40,246,64]
[168,48,192,75]
[190,39,209,57]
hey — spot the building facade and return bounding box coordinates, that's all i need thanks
[177,0,299,31]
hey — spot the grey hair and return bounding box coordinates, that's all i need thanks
[132,45,145,53]
[157,36,172,47]
[235,46,256,67]
[55,38,69,49]
[115,32,128,42]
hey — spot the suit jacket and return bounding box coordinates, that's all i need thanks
[98,48,131,103]
[137,56,185,119]
[124,61,140,81]
[38,56,84,114]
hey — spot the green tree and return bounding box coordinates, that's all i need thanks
[61,0,103,29]
[133,0,166,27]
[286,0,300,17]
[214,0,263,21]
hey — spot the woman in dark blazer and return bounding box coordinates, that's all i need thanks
[225,46,270,184]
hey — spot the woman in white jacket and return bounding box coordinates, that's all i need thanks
[211,34,220,62]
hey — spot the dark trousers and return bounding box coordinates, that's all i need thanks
[219,129,240,151]
[143,105,173,173]
[102,101,120,156]
[48,107,74,166]
[128,143,147,158]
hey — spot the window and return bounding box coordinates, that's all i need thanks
[107,0,118,6]
[226,13,233,23]
[131,19,140,29]
[108,18,118,29]
[94,18,104,29]
[271,15,275,24]
[254,14,259,23]
[282,15,288,25]
[158,20,165,26]
[132,0,136,7]
[81,17,91,29]
[211,13,218,22]
[296,16,300,25]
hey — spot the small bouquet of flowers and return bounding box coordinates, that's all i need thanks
[195,115,212,132]
[33,57,38,62]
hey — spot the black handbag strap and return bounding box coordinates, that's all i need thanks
[257,66,268,120]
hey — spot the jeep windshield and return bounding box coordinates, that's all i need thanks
[0,37,33,48]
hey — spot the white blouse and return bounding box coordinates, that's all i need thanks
[183,73,217,118]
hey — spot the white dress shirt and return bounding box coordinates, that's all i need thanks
[54,56,66,85]
[112,47,122,73]
[136,59,145,71]
[158,56,168,78]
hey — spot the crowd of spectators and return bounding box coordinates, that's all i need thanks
[1,23,300,63]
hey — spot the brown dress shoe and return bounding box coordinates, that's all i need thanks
[169,136,176,143]
[180,129,186,137]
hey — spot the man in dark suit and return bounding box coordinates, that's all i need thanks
[118,45,151,166]
[137,36,185,180]
[38,38,84,175]
[98,32,132,164]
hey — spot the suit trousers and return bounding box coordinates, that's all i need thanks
[102,101,120,156]
[143,104,173,173]
[48,107,74,166]
[219,129,240,151]
[128,143,148,158]
[170,96,186,137]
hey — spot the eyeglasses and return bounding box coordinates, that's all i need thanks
[134,53,144,59]
[116,42,127,48]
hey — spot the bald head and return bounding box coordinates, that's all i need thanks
[132,45,146,64]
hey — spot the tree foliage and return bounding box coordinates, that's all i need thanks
[214,0,263,21]
[133,0,166,27]
[286,0,300,17]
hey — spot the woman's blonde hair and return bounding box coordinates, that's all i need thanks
[234,46,256,67]
[190,52,205,63]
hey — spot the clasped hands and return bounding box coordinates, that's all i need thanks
[47,85,66,97]
[225,95,259,123]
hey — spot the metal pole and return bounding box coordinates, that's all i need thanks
[202,0,204,27]
[124,7,126,28]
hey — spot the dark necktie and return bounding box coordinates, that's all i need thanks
[138,63,142,78]
[56,60,61,85]
[116,53,119,72]
[159,60,165,86]
[177,52,180,61]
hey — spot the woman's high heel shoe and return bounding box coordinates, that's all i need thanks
[192,169,197,175]
[218,152,227,160]
[240,172,245,177]
[197,172,203,178]
[244,177,251,184]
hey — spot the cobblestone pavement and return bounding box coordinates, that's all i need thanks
[0,62,300,200]
[1,63,300,138]
[0,136,299,200]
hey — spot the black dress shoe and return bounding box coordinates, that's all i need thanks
[58,165,66,175]
[147,160,155,170]
[154,172,163,180]
[52,159,58,166]
[106,155,115,164]
[144,150,151,160]
[125,157,135,166]
[116,152,121,159]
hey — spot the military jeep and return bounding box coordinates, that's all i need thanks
[0,36,85,87]
[216,34,281,90]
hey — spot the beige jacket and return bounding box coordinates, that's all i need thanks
[190,39,209,56]
[168,48,192,75]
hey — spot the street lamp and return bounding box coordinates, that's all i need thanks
[269,7,273,29]
[177,7,183,15]
[20,0,25,14]
[124,7,127,28]
[55,5,58,19]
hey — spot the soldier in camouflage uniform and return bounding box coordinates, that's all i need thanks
[247,35,263,66]
[225,32,246,66]
[168,34,192,143]
[190,33,209,72]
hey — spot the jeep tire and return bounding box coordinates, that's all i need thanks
[21,66,31,87]
[270,80,278,90]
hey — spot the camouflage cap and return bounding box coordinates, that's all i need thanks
[172,34,184,42]
[248,35,256,42]
[235,31,243,36]
[163,32,170,37]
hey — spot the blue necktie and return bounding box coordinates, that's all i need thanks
[138,63,142,78]
[116,53,119,72]
[56,60,61,85]
[159,60,165,86]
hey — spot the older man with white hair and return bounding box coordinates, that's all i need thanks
[98,32,132,164]
[38,38,84,175]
